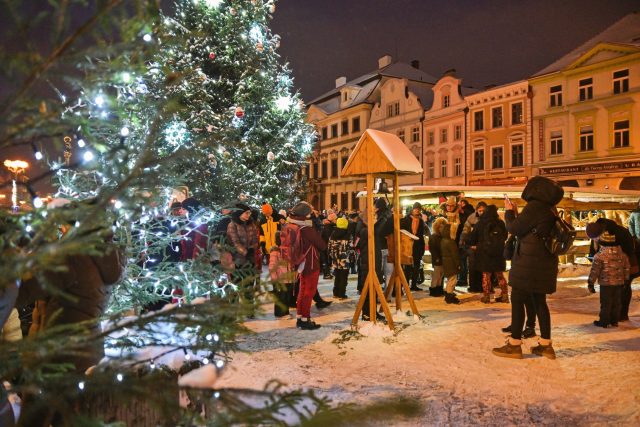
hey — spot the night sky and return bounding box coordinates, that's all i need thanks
[270,0,639,101]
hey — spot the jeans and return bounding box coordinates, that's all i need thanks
[297,270,320,318]
[511,288,551,340]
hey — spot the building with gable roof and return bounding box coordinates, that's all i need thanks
[304,55,436,211]
[530,12,640,190]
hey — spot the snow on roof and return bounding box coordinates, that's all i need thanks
[342,128,423,176]
[532,12,640,77]
[407,82,434,109]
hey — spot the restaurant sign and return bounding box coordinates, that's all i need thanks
[539,160,640,176]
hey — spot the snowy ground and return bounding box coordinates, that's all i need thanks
[217,265,640,426]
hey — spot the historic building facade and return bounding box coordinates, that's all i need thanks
[530,13,640,190]
[423,70,475,186]
[304,56,436,210]
[464,80,532,186]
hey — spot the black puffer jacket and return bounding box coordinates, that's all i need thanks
[468,205,507,272]
[506,177,561,294]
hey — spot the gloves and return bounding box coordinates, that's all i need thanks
[587,283,596,293]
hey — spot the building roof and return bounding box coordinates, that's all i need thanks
[308,61,438,114]
[532,12,640,77]
[341,129,423,176]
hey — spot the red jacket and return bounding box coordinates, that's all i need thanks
[289,218,326,275]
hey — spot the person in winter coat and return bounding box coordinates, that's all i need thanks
[320,212,337,279]
[587,230,630,328]
[269,232,295,318]
[456,199,475,288]
[226,203,259,270]
[440,223,461,304]
[460,201,487,293]
[329,217,352,299]
[493,176,562,360]
[628,198,640,240]
[259,203,281,263]
[400,202,427,292]
[428,217,448,297]
[442,196,461,240]
[468,204,509,304]
[181,197,208,261]
[288,202,327,330]
[586,219,636,321]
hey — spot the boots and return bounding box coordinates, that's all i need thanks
[480,294,491,304]
[494,293,509,303]
[296,318,321,330]
[530,339,556,359]
[444,292,460,304]
[429,286,444,297]
[492,338,523,359]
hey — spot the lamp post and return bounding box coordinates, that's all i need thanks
[3,159,29,212]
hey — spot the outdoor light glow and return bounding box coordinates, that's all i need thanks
[120,126,130,137]
[121,72,131,83]
[83,151,94,162]
[25,225,32,233]
[276,95,291,111]
[114,200,123,209]
[201,0,222,8]
[143,34,152,42]
[215,360,224,368]
[95,95,104,107]
[78,382,85,390]
[33,197,43,208]
[77,139,86,148]
[116,373,123,382]
[34,151,43,160]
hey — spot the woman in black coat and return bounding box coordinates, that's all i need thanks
[492,176,561,360]
[468,204,508,303]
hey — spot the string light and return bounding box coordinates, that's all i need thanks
[120,126,130,137]
[215,360,224,368]
[83,151,94,162]
[78,381,85,390]
[95,95,105,107]
[116,373,123,382]
[77,139,86,148]
[143,34,152,42]
[33,197,43,208]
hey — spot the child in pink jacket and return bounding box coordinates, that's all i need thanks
[269,232,296,317]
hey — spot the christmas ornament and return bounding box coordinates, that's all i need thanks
[234,106,244,118]
[209,52,216,60]
[267,151,275,162]
[256,42,264,53]
[229,7,237,15]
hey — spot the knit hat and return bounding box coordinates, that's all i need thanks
[170,201,183,210]
[412,201,422,211]
[586,222,605,239]
[336,217,349,229]
[475,201,487,209]
[374,198,387,210]
[445,196,457,206]
[349,212,359,219]
[290,201,313,218]
[261,203,273,216]
[182,197,202,216]
[327,212,338,222]
[235,202,251,213]
[598,230,617,246]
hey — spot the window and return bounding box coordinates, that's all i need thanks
[492,147,503,169]
[341,192,349,211]
[550,85,562,107]
[550,131,563,155]
[387,102,400,117]
[321,127,328,140]
[474,111,484,131]
[511,102,523,125]
[352,117,360,132]
[473,149,484,171]
[312,162,318,179]
[613,70,629,94]
[321,160,328,177]
[492,106,503,128]
[343,92,348,102]
[579,78,593,101]
[342,156,349,169]
[411,126,420,142]
[441,159,447,178]
[330,193,337,208]
[454,157,462,176]
[454,125,462,141]
[511,144,524,167]
[579,125,594,151]
[397,129,405,142]
[304,164,310,177]
[331,124,338,138]
[614,120,630,148]
[440,128,448,143]
[331,158,338,178]
[428,131,435,145]
[351,192,359,210]
[443,95,450,108]
[341,120,348,135]
[428,161,435,179]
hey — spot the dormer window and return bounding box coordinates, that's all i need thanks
[443,95,450,108]
[343,92,348,101]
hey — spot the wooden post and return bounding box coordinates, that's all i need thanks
[351,173,394,329]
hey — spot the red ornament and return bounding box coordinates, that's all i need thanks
[235,106,245,118]
[209,52,216,60]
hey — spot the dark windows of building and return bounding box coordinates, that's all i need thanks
[443,95,450,107]
[474,111,484,131]
[330,193,338,208]
[579,125,594,151]
[454,125,462,141]
[511,144,524,167]
[454,157,462,176]
[341,192,349,210]
[352,117,360,132]
[313,162,318,179]
[579,78,593,101]
[411,126,420,142]
[428,161,435,179]
[550,131,563,155]
[614,120,630,148]
[321,127,328,140]
[492,146,503,169]
[351,192,359,210]
[331,158,338,177]
[341,120,349,135]
[473,149,484,171]
[321,160,328,177]
[511,102,523,125]
[387,102,400,117]
[549,85,562,107]
[331,123,338,138]
[613,69,629,94]
[440,159,447,177]
[397,129,405,142]
[428,130,435,145]
[341,155,349,169]
[492,106,503,128]
[441,128,448,143]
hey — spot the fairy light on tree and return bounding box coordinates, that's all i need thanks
[3,159,29,211]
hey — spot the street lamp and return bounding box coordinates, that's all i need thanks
[3,159,29,211]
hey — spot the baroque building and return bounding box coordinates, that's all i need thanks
[305,55,436,210]
[530,12,640,190]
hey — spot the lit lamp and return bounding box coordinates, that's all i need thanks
[3,159,29,212]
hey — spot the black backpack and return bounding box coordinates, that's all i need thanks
[535,210,576,256]
[482,221,505,255]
